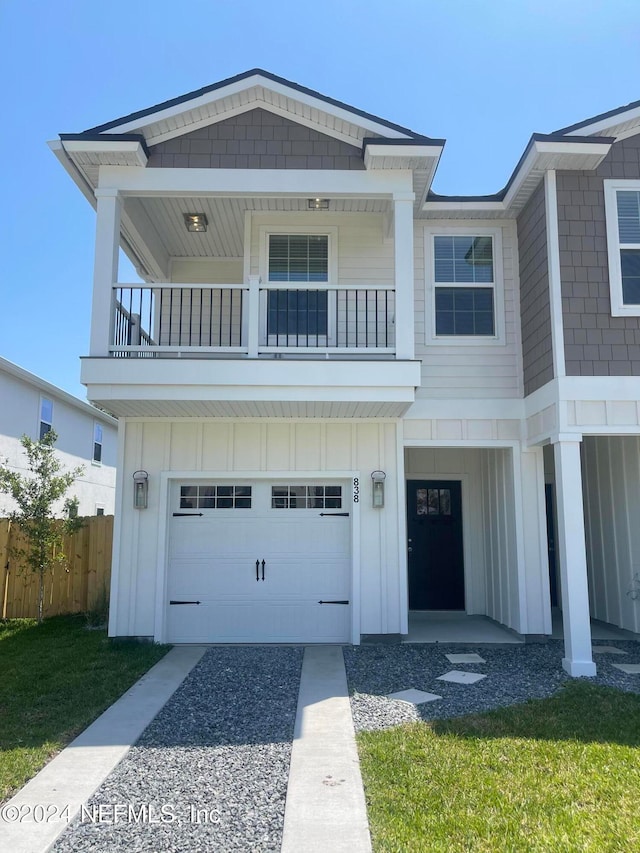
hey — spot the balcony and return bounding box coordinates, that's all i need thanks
[111,281,396,358]
[81,279,420,418]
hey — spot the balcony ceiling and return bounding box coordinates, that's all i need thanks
[124,196,392,268]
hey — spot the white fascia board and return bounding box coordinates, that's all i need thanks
[48,139,98,208]
[97,166,413,197]
[565,105,640,137]
[61,139,148,166]
[423,200,506,214]
[0,356,117,425]
[81,357,421,392]
[104,74,413,141]
[364,144,443,161]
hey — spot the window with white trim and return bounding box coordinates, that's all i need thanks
[179,484,252,509]
[93,423,103,464]
[39,397,53,440]
[260,226,338,344]
[271,485,342,509]
[425,227,504,344]
[604,180,640,315]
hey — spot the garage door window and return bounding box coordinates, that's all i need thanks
[180,484,252,509]
[271,485,342,509]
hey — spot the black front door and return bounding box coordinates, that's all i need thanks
[407,480,464,610]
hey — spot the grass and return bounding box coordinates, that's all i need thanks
[357,681,640,853]
[0,615,170,802]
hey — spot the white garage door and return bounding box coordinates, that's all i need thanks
[166,480,351,643]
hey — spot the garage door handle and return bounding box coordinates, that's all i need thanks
[318,600,350,605]
[169,600,201,605]
[172,512,204,517]
[319,512,349,517]
[256,559,259,582]
[261,559,266,581]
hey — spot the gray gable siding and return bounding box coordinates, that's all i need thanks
[558,135,640,376]
[147,108,366,170]
[518,180,554,395]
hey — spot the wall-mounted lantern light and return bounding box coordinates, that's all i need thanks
[133,470,149,509]
[371,470,386,508]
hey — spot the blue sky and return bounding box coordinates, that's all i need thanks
[1,0,639,399]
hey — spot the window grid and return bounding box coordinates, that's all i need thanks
[268,234,329,283]
[617,191,640,304]
[39,397,53,440]
[271,485,342,509]
[93,423,103,464]
[180,485,252,509]
[433,234,496,338]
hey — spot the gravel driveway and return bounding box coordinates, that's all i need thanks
[52,646,303,853]
[344,640,640,731]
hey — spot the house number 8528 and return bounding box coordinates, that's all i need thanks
[353,478,360,503]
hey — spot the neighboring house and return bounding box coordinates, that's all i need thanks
[50,69,640,675]
[0,357,117,516]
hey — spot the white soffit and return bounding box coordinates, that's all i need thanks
[60,140,148,168]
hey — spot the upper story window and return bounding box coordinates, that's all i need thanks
[93,423,103,464]
[261,226,338,342]
[604,180,640,315]
[268,235,329,282]
[39,397,53,440]
[425,227,504,345]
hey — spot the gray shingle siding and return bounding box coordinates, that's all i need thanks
[518,179,554,395]
[558,134,640,376]
[147,108,365,169]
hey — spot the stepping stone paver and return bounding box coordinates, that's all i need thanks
[445,653,486,664]
[592,646,627,655]
[387,689,442,705]
[612,663,640,674]
[437,670,486,685]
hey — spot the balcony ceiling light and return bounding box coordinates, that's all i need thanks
[308,198,330,210]
[184,213,208,232]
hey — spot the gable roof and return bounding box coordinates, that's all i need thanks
[554,97,640,137]
[83,68,437,143]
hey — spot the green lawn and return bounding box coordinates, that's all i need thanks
[0,615,170,802]
[358,681,640,853]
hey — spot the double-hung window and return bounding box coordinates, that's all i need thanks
[262,227,337,346]
[39,397,53,439]
[93,423,103,464]
[425,227,504,344]
[604,180,640,315]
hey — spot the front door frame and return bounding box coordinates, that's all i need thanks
[154,469,361,645]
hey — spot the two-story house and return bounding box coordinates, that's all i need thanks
[0,356,117,516]
[51,70,640,675]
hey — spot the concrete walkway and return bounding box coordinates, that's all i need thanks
[0,644,371,853]
[282,646,372,853]
[0,646,206,853]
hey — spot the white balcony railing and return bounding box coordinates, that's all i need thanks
[110,282,396,358]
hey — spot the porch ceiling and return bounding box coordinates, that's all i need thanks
[123,196,392,267]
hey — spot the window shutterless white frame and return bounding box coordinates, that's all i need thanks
[258,225,339,346]
[93,422,103,464]
[424,225,505,346]
[39,396,53,440]
[604,179,640,316]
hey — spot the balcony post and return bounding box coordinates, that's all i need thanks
[247,275,261,358]
[91,189,122,356]
[393,193,415,360]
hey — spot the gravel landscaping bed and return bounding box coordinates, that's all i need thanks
[344,640,640,731]
[53,646,303,853]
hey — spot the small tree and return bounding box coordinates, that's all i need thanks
[0,430,84,622]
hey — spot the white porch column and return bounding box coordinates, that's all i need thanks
[393,193,415,360]
[90,189,122,356]
[553,438,596,676]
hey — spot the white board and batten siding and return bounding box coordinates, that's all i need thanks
[110,419,402,642]
[414,220,524,400]
[582,436,640,634]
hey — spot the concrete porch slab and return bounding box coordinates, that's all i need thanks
[404,612,523,644]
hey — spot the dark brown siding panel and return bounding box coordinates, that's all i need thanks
[518,179,554,395]
[558,135,640,376]
[147,108,365,170]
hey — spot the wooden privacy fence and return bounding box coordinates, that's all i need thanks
[0,515,113,619]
